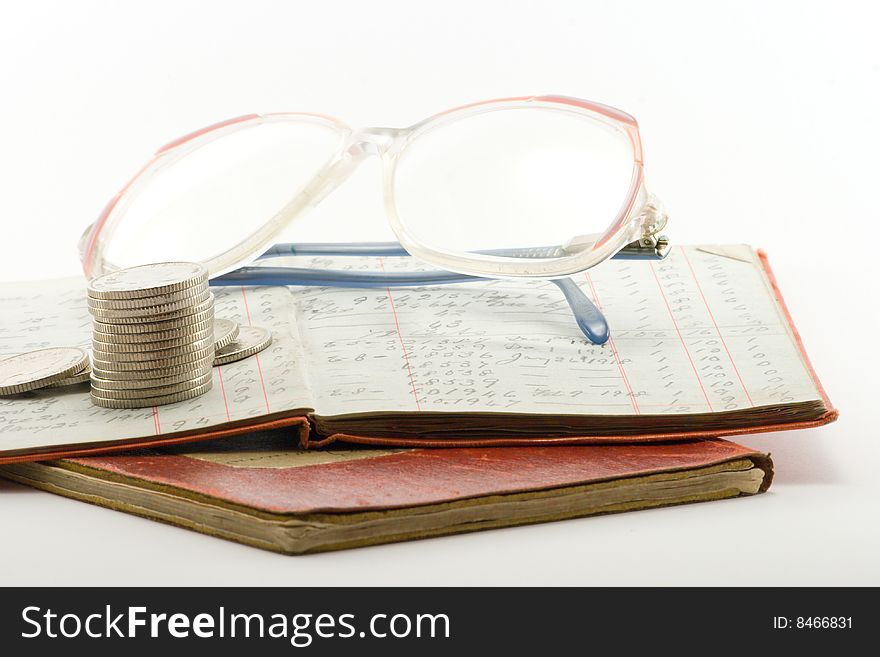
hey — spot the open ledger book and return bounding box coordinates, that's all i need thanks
[0,245,835,463]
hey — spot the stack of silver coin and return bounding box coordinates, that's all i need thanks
[87,262,215,409]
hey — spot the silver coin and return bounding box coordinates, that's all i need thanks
[92,344,216,371]
[213,319,239,351]
[90,380,213,409]
[86,284,211,310]
[213,326,273,366]
[43,362,92,389]
[91,368,213,391]
[91,336,215,362]
[0,347,90,395]
[92,327,213,353]
[87,287,210,314]
[88,295,214,323]
[91,306,215,330]
[90,371,214,399]
[92,316,215,337]
[87,262,208,300]
[91,357,213,381]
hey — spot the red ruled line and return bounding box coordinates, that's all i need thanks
[649,261,714,412]
[216,366,231,421]
[379,259,422,411]
[240,287,271,414]
[680,247,755,407]
[584,272,640,415]
[152,406,161,434]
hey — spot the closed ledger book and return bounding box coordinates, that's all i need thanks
[0,244,835,462]
[0,431,772,554]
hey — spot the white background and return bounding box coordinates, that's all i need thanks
[1,0,878,585]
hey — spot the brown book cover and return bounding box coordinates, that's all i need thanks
[0,432,773,554]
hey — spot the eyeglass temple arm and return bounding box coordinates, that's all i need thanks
[214,265,609,344]
[261,242,413,257]
[212,242,611,344]
[260,240,669,260]
[215,265,475,287]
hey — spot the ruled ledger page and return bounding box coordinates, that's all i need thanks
[288,245,824,417]
[0,282,313,454]
[0,244,826,456]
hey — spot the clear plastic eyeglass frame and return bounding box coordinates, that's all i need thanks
[78,95,670,345]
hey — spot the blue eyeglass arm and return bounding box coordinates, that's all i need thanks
[214,266,476,288]
[211,242,613,344]
[259,241,664,260]
[260,242,412,258]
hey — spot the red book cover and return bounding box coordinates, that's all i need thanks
[0,434,773,553]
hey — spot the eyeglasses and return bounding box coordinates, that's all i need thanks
[78,95,669,343]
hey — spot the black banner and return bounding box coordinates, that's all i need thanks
[0,587,871,655]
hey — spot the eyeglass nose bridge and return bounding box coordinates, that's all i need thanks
[284,126,403,221]
[344,126,404,158]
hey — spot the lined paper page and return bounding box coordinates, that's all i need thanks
[0,280,313,454]
[0,244,826,456]
[288,245,822,417]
